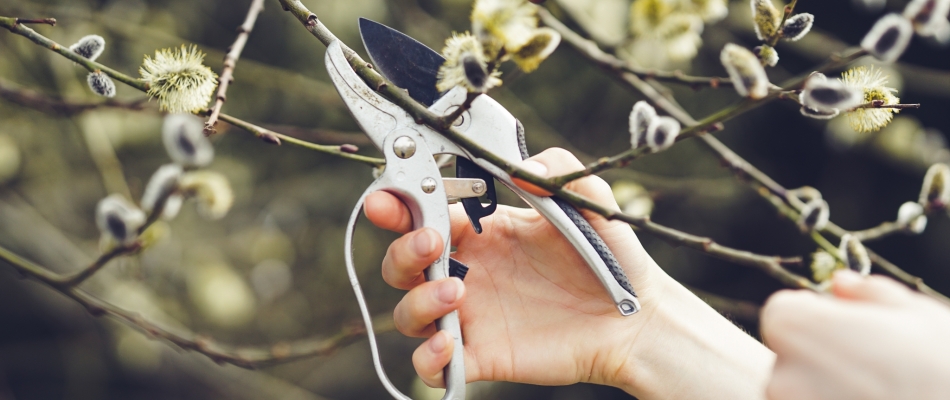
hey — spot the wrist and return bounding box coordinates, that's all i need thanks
[615,271,774,399]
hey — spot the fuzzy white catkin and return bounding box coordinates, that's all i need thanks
[811,251,839,282]
[798,199,830,232]
[180,171,233,220]
[800,105,840,120]
[69,35,105,61]
[0,135,21,184]
[839,234,871,275]
[750,0,781,41]
[436,33,500,93]
[861,14,915,63]
[896,201,928,234]
[782,13,815,41]
[800,75,863,112]
[932,19,950,45]
[86,72,116,98]
[919,163,950,209]
[903,0,950,36]
[646,116,681,152]
[629,101,657,149]
[96,194,146,245]
[162,114,214,167]
[755,45,779,67]
[162,194,184,220]
[141,164,183,216]
[720,44,770,99]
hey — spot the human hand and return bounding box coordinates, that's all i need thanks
[763,270,950,400]
[364,148,663,389]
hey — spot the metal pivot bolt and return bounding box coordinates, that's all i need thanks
[472,181,486,195]
[421,178,437,194]
[393,136,416,159]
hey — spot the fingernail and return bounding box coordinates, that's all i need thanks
[833,268,863,288]
[519,160,548,177]
[437,278,462,304]
[429,331,447,353]
[412,229,436,257]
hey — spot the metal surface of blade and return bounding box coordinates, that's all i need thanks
[359,18,444,106]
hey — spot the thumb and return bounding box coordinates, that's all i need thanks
[511,148,620,213]
[832,269,915,305]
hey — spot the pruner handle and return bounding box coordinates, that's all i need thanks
[510,184,641,316]
[343,128,465,400]
[487,122,640,316]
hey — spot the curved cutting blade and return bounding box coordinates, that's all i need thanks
[359,18,444,106]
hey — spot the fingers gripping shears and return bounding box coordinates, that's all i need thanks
[329,19,641,400]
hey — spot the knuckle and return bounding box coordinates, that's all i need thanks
[541,147,584,168]
[393,305,411,336]
[762,291,807,334]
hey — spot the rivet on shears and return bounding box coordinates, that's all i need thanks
[421,177,437,194]
[393,136,416,159]
[472,181,485,195]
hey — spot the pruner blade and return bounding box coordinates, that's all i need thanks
[324,41,407,152]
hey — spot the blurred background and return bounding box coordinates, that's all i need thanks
[1,0,948,398]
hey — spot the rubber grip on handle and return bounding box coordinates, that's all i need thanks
[515,119,637,298]
[551,197,637,297]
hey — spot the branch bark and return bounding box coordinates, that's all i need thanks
[0,15,383,167]
[275,0,815,290]
[541,7,947,301]
[205,0,266,134]
[0,243,394,368]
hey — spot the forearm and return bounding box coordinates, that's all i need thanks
[620,273,774,399]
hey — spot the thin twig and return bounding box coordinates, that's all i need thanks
[0,15,382,166]
[0,79,149,115]
[542,9,948,300]
[276,0,815,290]
[539,6,731,89]
[57,243,141,287]
[0,16,147,90]
[261,124,372,146]
[437,92,480,129]
[850,221,903,242]
[852,101,920,110]
[539,8,865,188]
[211,111,385,166]
[205,0,266,135]
[0,243,393,368]
[622,67,733,90]
[768,0,799,48]
[13,17,56,26]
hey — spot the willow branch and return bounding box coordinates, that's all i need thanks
[540,8,866,189]
[13,17,57,26]
[853,101,920,110]
[768,0,799,48]
[850,221,903,242]
[0,16,147,90]
[0,15,382,166]
[0,79,149,115]
[209,111,384,166]
[275,0,814,290]
[542,10,948,299]
[262,124,372,146]
[622,67,732,90]
[823,222,950,303]
[0,243,394,368]
[205,0,266,134]
[537,8,731,89]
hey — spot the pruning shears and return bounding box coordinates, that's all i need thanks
[330,19,641,400]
